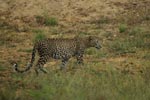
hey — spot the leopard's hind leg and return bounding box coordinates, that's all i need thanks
[35,56,49,75]
[60,57,70,70]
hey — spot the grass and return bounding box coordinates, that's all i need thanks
[18,49,33,53]
[34,33,46,42]
[0,41,5,46]
[91,16,109,25]
[1,25,149,100]
[1,63,150,100]
[97,17,109,24]
[1,36,150,100]
[128,27,142,36]
[143,52,150,60]
[35,14,58,26]
[32,29,46,42]
[78,31,89,36]
[44,17,58,26]
[85,48,107,59]
[128,27,150,49]
[0,87,17,100]
[109,26,149,55]
[119,24,128,33]
[109,38,136,55]
[0,64,8,71]
[86,48,98,55]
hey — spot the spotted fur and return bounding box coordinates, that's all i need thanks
[13,36,102,74]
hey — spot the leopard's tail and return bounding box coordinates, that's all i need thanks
[13,45,36,73]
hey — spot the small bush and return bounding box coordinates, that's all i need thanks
[119,24,128,33]
[44,17,58,26]
[33,29,46,42]
[34,33,46,42]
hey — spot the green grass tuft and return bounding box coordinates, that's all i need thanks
[34,33,46,42]
[33,29,46,42]
[119,24,128,33]
[44,17,58,26]
[35,15,58,26]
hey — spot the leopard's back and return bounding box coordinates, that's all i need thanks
[36,38,77,59]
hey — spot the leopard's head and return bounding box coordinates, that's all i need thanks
[88,36,102,49]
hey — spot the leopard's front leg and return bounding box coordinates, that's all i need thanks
[76,50,84,64]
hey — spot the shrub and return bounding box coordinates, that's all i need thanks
[44,17,58,26]
[34,33,46,42]
[33,29,46,42]
[119,24,128,33]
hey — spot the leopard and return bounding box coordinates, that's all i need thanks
[13,36,102,74]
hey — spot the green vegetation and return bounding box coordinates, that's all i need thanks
[78,31,89,36]
[119,24,128,33]
[109,38,136,55]
[34,33,46,42]
[108,26,149,55]
[0,88,17,100]
[33,29,46,42]
[1,63,150,100]
[128,27,142,36]
[18,49,33,53]
[44,17,58,26]
[35,15,58,26]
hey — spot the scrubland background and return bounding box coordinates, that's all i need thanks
[0,0,150,100]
